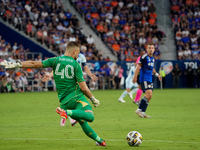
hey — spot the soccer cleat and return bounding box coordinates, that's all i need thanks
[118,99,126,103]
[70,119,78,126]
[128,93,133,99]
[96,140,106,146]
[56,107,68,119]
[135,109,144,118]
[60,118,66,126]
[142,112,151,118]
[133,101,140,105]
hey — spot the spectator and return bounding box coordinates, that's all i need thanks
[112,41,120,53]
[71,0,163,60]
[172,63,182,88]
[185,65,195,88]
[86,35,94,45]
[1,0,104,61]
[159,66,166,88]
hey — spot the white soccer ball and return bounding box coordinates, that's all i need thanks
[126,131,142,146]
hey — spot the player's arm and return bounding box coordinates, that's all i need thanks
[0,57,56,69]
[22,61,43,68]
[78,81,93,98]
[76,62,100,107]
[83,65,98,82]
[133,64,141,83]
[0,60,43,69]
[78,81,100,107]
[42,71,53,82]
[153,68,162,81]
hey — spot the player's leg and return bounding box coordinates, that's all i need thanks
[78,119,106,146]
[135,81,152,118]
[139,89,152,118]
[58,96,106,146]
[134,85,142,102]
[76,105,105,146]
[118,80,131,103]
[56,102,77,127]
[68,117,77,126]
[56,96,94,126]
[61,99,95,122]
[74,98,106,146]
[128,83,138,102]
[118,89,130,103]
[134,75,143,102]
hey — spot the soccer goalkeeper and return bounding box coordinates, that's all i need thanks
[0,41,106,146]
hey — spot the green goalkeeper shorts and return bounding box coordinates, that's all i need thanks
[60,95,92,112]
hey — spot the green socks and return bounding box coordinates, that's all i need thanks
[79,121,103,143]
[66,110,94,122]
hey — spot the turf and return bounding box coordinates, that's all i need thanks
[0,89,200,150]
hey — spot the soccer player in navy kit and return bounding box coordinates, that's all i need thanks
[133,43,162,118]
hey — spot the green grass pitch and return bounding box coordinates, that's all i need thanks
[0,89,200,150]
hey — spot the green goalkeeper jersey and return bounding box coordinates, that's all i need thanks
[42,55,85,105]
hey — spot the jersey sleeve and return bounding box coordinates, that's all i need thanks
[75,62,85,83]
[139,55,146,66]
[80,54,87,67]
[42,57,57,68]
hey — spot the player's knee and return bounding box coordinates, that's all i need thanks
[145,90,152,100]
[148,95,152,101]
[87,114,94,122]
[85,110,94,122]
[145,93,152,100]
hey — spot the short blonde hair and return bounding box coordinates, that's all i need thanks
[66,41,79,52]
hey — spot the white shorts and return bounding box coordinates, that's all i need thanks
[125,80,138,89]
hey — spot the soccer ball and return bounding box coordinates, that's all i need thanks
[126,131,142,146]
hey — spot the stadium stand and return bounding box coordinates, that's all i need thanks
[70,0,166,61]
[0,34,55,93]
[0,0,104,61]
[170,0,200,60]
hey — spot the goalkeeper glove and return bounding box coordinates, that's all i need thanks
[90,96,100,107]
[0,60,22,69]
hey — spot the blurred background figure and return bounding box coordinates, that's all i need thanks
[172,64,182,88]
[185,65,195,88]
[159,66,166,88]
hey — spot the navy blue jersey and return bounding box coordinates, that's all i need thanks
[139,54,155,83]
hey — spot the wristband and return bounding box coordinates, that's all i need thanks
[155,73,159,77]
[16,61,22,68]
[90,96,95,101]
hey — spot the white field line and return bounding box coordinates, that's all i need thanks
[1,138,200,144]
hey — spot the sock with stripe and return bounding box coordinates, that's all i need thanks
[138,96,149,112]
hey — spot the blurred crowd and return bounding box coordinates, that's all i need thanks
[171,0,200,60]
[0,35,43,62]
[0,66,55,93]
[1,0,104,61]
[0,34,55,93]
[71,0,166,61]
